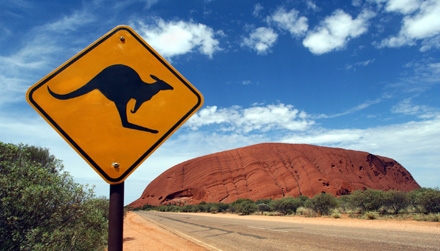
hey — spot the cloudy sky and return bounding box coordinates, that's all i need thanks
[1,0,439,204]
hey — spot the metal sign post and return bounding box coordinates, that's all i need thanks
[108,182,124,251]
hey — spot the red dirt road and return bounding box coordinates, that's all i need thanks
[123,211,207,250]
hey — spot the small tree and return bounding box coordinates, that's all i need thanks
[197,201,208,212]
[257,203,271,214]
[409,188,440,214]
[0,142,108,250]
[270,197,305,215]
[231,198,257,215]
[349,189,385,213]
[305,193,338,216]
[338,195,353,212]
[383,190,409,214]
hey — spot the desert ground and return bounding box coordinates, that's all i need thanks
[123,211,207,250]
[122,211,439,250]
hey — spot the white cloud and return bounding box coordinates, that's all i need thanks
[303,9,375,54]
[143,0,159,9]
[306,0,319,11]
[133,19,221,59]
[395,59,440,94]
[391,98,438,118]
[420,35,440,51]
[352,0,363,7]
[346,58,376,70]
[385,0,421,14]
[268,8,308,37]
[0,10,96,108]
[241,27,278,55]
[43,11,94,33]
[316,98,383,119]
[253,3,264,17]
[401,1,440,39]
[186,103,313,133]
[380,0,440,49]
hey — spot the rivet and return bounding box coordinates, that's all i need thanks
[120,36,125,42]
[112,162,120,168]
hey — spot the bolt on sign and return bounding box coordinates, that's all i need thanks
[26,25,204,184]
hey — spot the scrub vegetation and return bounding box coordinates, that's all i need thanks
[0,142,109,251]
[132,188,440,222]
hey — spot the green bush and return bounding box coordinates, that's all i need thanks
[296,207,317,217]
[338,195,353,213]
[257,203,271,214]
[331,210,341,219]
[349,189,385,213]
[305,193,338,216]
[364,211,379,220]
[196,201,208,212]
[409,188,440,214]
[0,142,108,250]
[270,196,306,215]
[383,190,409,214]
[256,198,272,205]
[231,198,257,215]
[413,213,440,222]
[204,202,228,213]
[216,203,229,213]
[181,204,196,212]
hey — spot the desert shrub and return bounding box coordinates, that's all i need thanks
[331,211,341,219]
[256,198,272,205]
[169,206,180,212]
[156,206,168,212]
[0,142,108,250]
[256,198,272,214]
[349,189,385,213]
[338,195,354,213]
[305,193,338,216]
[209,206,219,214]
[257,203,272,214]
[215,203,229,213]
[204,202,228,213]
[383,190,409,214]
[330,209,342,218]
[196,201,208,212]
[296,207,317,217]
[134,203,154,211]
[413,213,440,222]
[156,205,180,212]
[364,211,379,220]
[270,196,305,215]
[231,198,257,215]
[297,195,309,206]
[181,204,196,212]
[408,188,440,214]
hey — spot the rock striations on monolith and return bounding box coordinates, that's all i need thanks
[130,143,420,207]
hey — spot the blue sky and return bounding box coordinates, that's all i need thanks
[1,0,439,204]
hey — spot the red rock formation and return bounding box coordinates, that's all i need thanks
[130,143,420,207]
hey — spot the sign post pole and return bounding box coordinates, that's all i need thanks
[108,182,124,251]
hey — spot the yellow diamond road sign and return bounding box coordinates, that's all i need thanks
[26,25,204,184]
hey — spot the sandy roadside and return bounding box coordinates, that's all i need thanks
[123,211,208,251]
[122,211,440,250]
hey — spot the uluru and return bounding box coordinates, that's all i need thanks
[130,143,420,207]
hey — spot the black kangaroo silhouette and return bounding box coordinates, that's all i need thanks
[47,64,173,133]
